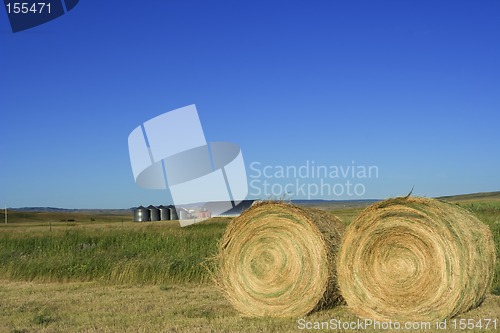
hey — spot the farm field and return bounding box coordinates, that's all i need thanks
[0,193,499,332]
[1,281,498,333]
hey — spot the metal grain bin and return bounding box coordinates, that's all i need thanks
[158,205,170,220]
[179,208,189,220]
[134,206,150,222]
[148,205,160,221]
[168,205,179,220]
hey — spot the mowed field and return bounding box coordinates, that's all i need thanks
[0,193,499,333]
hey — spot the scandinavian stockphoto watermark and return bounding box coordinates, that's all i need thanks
[297,318,498,331]
[249,160,378,199]
[297,318,432,331]
[128,106,377,223]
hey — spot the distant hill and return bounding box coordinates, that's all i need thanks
[11,207,75,212]
[292,199,379,205]
[437,191,500,202]
[6,191,499,212]
[10,207,132,214]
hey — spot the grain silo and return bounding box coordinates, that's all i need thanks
[134,206,150,222]
[179,208,190,220]
[148,205,160,221]
[158,205,170,220]
[168,205,179,220]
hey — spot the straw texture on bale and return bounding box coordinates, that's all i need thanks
[337,197,496,322]
[217,201,345,317]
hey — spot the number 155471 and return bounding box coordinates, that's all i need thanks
[5,2,51,14]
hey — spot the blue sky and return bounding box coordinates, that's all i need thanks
[1,1,499,208]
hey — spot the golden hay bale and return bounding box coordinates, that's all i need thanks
[337,197,496,322]
[217,201,345,317]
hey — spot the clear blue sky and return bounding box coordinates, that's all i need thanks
[1,1,499,208]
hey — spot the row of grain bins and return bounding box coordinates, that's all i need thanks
[133,205,179,222]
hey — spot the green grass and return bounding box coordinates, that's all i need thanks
[459,201,500,295]
[0,210,132,224]
[0,218,229,285]
[0,200,498,294]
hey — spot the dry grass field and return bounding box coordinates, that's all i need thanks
[0,281,498,333]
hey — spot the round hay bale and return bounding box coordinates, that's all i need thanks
[217,201,345,317]
[337,197,496,322]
